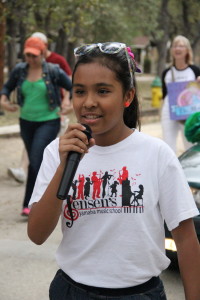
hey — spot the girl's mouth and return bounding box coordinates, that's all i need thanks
[82,114,102,120]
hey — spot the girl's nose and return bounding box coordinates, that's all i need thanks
[83,93,97,108]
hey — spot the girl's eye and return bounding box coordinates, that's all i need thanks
[74,89,85,95]
[98,89,110,95]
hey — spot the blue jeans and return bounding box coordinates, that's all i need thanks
[49,270,167,300]
[20,118,60,208]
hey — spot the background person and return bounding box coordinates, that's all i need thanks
[28,42,200,299]
[161,35,200,154]
[8,32,73,183]
[0,36,72,216]
[32,32,72,78]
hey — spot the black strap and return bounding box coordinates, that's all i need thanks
[171,66,175,82]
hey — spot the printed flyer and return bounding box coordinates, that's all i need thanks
[167,81,200,120]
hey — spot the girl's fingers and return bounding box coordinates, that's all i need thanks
[62,124,92,146]
[60,137,89,154]
[59,123,95,165]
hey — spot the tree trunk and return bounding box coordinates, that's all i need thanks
[0,1,6,89]
[67,41,76,70]
[18,19,27,60]
[55,27,68,57]
[6,15,18,74]
[154,0,170,77]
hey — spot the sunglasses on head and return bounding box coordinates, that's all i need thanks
[74,42,134,87]
[74,42,127,56]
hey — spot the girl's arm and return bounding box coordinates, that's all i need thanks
[27,164,65,245]
[28,123,95,245]
[171,218,200,300]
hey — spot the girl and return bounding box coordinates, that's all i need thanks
[161,35,200,154]
[28,42,200,299]
[0,37,72,216]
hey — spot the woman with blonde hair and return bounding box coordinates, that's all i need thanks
[161,35,200,153]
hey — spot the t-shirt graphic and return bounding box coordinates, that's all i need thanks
[63,166,144,227]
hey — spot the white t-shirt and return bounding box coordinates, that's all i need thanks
[29,130,199,288]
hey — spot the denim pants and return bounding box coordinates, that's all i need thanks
[20,118,60,208]
[49,270,167,300]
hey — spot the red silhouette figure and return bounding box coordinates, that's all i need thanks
[118,166,128,184]
[91,171,101,199]
[77,174,85,200]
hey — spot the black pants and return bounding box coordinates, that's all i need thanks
[20,118,60,208]
[49,270,167,300]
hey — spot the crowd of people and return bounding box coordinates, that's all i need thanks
[0,35,200,299]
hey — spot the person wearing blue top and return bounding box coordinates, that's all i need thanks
[0,37,72,216]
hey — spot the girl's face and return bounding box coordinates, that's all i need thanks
[72,62,134,146]
[171,41,188,62]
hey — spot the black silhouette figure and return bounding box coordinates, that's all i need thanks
[102,171,113,198]
[131,184,144,206]
[84,177,93,199]
[71,180,78,200]
[110,181,119,197]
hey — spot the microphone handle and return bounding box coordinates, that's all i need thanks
[57,152,81,200]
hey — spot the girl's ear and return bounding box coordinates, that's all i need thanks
[123,88,135,107]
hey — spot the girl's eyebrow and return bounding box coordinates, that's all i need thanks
[73,83,113,87]
[96,83,113,87]
[73,84,84,87]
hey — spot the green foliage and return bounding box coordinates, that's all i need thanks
[3,0,200,71]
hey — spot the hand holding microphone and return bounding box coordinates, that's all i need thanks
[57,123,93,200]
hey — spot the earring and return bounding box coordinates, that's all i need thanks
[124,101,130,108]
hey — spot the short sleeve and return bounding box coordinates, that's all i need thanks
[158,153,199,231]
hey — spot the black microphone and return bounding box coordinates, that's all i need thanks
[57,124,92,200]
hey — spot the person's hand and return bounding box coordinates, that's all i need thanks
[0,97,18,112]
[58,123,95,168]
[196,76,200,83]
[60,96,73,115]
[4,103,18,112]
[60,103,73,115]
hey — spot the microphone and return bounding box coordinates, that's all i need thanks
[57,124,92,200]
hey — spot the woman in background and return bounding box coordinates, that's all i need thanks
[161,35,200,154]
[0,37,72,216]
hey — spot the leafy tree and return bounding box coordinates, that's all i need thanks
[2,0,200,77]
[0,1,6,89]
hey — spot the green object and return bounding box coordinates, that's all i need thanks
[184,112,200,143]
[151,76,162,87]
[20,79,59,122]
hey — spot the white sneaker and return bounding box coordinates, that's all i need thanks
[8,167,26,183]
